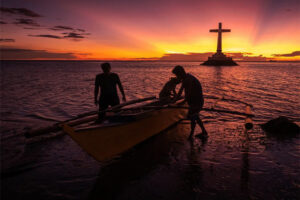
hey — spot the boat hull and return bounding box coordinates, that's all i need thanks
[63,103,187,162]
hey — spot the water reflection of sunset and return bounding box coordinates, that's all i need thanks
[1,0,299,60]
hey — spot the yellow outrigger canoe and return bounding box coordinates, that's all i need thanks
[62,99,187,162]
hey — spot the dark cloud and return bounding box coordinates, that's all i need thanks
[78,53,92,56]
[63,32,85,39]
[0,7,42,17]
[28,34,62,39]
[50,25,74,31]
[0,38,15,42]
[62,32,90,36]
[272,51,300,57]
[23,27,41,30]
[0,7,91,40]
[50,26,88,34]
[28,32,88,41]
[226,53,268,61]
[14,18,40,27]
[50,25,88,34]
[48,26,90,40]
[28,32,90,41]
[0,47,77,60]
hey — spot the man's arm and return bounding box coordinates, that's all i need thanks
[116,74,126,102]
[173,85,184,102]
[94,76,99,105]
[171,88,177,97]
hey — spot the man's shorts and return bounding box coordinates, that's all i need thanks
[99,95,120,110]
[97,95,120,121]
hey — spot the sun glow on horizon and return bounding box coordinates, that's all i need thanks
[0,0,299,61]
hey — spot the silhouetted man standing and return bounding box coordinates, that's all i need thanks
[172,65,208,139]
[95,63,126,121]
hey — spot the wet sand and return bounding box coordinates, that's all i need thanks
[87,122,299,200]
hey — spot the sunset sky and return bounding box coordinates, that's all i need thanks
[1,0,299,61]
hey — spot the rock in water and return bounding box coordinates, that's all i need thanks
[261,116,300,135]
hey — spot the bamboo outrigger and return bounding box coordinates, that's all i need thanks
[25,96,254,162]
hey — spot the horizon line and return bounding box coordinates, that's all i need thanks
[1,59,300,63]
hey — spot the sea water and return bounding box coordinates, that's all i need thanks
[1,61,299,199]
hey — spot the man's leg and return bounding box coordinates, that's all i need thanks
[188,107,199,139]
[98,107,107,122]
[195,116,208,135]
[98,98,108,122]
[189,118,196,139]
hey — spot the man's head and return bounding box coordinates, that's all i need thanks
[169,77,180,85]
[172,65,186,80]
[101,62,111,73]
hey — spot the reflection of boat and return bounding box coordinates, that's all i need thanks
[62,99,187,162]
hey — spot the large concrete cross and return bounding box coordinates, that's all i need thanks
[210,22,231,54]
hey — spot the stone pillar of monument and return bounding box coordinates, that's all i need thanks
[217,22,222,54]
[201,22,238,66]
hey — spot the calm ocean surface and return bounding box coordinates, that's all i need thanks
[1,61,300,200]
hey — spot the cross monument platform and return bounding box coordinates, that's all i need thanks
[202,22,238,66]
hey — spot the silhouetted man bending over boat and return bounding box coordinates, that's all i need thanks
[159,77,180,104]
[172,65,208,139]
[94,63,126,121]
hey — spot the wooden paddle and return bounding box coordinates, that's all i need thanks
[25,96,156,138]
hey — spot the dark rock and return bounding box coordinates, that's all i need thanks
[261,116,300,135]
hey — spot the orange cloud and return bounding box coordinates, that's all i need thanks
[158,52,269,62]
[272,51,300,57]
[0,46,77,60]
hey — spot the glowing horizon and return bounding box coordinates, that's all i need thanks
[0,0,299,61]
